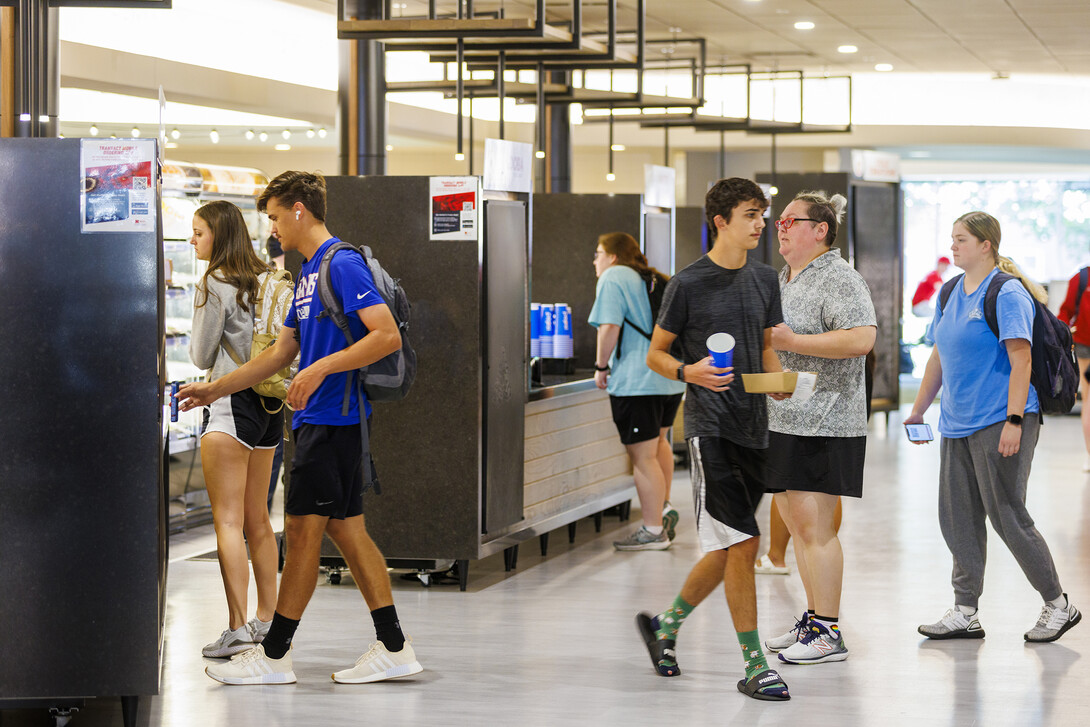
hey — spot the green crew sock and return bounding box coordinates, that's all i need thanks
[737,629,770,681]
[654,596,696,641]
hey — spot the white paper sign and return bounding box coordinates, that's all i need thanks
[483,138,533,193]
[429,176,479,241]
[644,164,676,209]
[80,138,157,233]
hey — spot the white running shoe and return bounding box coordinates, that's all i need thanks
[248,617,272,644]
[202,625,255,658]
[765,613,810,653]
[1025,596,1082,643]
[332,639,423,684]
[205,645,296,685]
[918,607,985,640]
[778,621,849,665]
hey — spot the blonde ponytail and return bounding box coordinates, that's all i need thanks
[998,256,1048,304]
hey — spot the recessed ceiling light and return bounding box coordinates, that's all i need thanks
[794,21,815,30]
[258,131,268,142]
[275,143,291,151]
[209,129,219,144]
[306,129,316,139]
[875,63,893,72]
[171,128,181,139]
[838,45,858,54]
[535,150,546,159]
[611,144,625,151]
[131,127,140,137]
[245,129,255,140]
[282,129,291,140]
[89,124,99,136]
[385,144,394,151]
[317,128,327,139]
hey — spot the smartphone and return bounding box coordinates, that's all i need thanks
[904,423,934,442]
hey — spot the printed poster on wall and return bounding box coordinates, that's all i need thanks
[429,176,478,241]
[80,138,157,233]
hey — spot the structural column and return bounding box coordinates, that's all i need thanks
[339,0,387,176]
[1,0,59,138]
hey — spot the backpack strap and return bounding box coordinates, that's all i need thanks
[981,272,1016,341]
[316,242,378,492]
[1075,266,1089,322]
[937,274,963,313]
[316,242,364,417]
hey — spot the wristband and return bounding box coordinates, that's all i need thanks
[594,364,610,372]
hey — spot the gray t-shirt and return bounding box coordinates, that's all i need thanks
[657,256,784,448]
[768,250,877,438]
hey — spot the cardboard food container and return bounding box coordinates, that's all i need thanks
[741,372,811,394]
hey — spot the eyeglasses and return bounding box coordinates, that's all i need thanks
[774,217,819,231]
[593,250,605,259]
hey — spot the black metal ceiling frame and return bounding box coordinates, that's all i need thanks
[338,0,550,39]
[581,67,852,136]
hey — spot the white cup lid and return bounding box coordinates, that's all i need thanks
[707,332,735,352]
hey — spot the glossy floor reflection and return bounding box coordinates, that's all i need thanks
[31,408,1090,725]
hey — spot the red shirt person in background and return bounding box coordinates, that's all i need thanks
[911,257,951,317]
[1058,266,1090,470]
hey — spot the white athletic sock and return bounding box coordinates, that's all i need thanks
[645,525,664,535]
[955,605,977,617]
[1048,594,1068,610]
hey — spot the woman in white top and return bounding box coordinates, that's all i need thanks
[188,201,285,658]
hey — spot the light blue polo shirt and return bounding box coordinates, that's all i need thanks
[931,268,1040,438]
[588,265,685,397]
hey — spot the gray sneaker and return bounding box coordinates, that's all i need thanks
[248,617,272,644]
[613,526,671,551]
[1025,596,1082,643]
[661,502,680,541]
[203,625,255,658]
[918,607,985,640]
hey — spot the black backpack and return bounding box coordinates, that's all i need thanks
[939,272,1077,415]
[619,269,680,359]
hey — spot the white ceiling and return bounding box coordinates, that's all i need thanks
[330,0,1090,75]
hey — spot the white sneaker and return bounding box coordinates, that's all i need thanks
[765,613,810,653]
[1025,596,1082,643]
[918,607,985,640]
[332,639,423,684]
[248,617,272,644]
[202,625,255,658]
[778,621,849,665]
[205,645,296,685]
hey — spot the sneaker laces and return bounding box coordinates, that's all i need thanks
[1033,603,1065,630]
[799,623,830,646]
[229,646,267,664]
[353,643,384,667]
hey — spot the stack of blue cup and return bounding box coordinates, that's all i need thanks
[554,304,574,358]
[539,303,556,358]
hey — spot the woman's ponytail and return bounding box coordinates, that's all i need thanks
[997,256,1048,304]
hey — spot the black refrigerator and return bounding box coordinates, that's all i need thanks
[0,139,166,724]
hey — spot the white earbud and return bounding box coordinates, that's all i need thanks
[295,210,301,220]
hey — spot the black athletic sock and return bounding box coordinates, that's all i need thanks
[262,612,300,660]
[371,605,406,652]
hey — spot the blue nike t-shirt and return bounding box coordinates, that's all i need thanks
[931,268,1040,438]
[283,237,384,425]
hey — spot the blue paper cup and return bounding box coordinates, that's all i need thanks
[707,332,735,374]
[530,303,541,357]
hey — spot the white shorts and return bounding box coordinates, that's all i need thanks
[201,388,284,450]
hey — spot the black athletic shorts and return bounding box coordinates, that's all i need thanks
[201,388,283,450]
[286,420,374,519]
[687,436,767,552]
[609,393,684,445]
[765,432,866,498]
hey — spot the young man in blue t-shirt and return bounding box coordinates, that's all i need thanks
[178,171,423,685]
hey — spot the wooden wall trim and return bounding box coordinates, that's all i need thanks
[1,8,14,138]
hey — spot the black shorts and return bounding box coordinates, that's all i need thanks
[609,393,684,445]
[687,436,767,552]
[286,421,375,519]
[765,432,866,498]
[201,388,284,450]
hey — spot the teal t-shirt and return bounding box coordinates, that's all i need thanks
[588,265,686,397]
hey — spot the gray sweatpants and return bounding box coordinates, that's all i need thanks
[938,416,1062,609]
